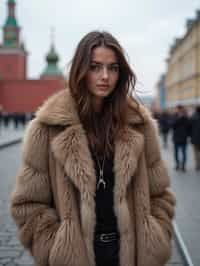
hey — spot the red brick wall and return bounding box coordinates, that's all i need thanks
[0,79,64,112]
[0,53,27,80]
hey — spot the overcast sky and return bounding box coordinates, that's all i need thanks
[0,0,199,95]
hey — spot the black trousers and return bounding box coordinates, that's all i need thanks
[94,239,119,266]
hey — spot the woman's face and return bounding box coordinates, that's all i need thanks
[85,46,119,103]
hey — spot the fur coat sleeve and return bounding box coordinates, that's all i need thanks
[10,119,60,266]
[145,118,176,245]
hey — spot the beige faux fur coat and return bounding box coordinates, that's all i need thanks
[10,89,176,266]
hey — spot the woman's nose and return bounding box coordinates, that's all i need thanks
[102,67,109,79]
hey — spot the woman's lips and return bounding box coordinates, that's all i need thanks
[97,85,109,90]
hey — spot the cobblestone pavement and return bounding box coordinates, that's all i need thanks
[162,137,199,265]
[0,142,185,265]
[0,144,34,266]
[0,124,24,148]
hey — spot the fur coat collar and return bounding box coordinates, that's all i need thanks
[35,88,149,207]
[36,88,149,127]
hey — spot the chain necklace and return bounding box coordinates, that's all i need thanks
[94,152,106,190]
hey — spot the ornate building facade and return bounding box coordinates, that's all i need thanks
[165,10,200,109]
[0,0,64,112]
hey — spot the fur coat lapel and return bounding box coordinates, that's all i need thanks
[50,123,144,200]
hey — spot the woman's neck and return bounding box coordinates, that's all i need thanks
[92,97,103,113]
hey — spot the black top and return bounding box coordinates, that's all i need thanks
[90,150,118,234]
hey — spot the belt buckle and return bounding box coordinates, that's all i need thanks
[100,233,116,243]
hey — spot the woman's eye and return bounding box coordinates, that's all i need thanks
[90,64,100,71]
[110,65,119,72]
[89,64,119,72]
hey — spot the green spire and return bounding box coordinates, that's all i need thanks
[46,44,59,63]
[4,16,17,27]
[3,0,19,47]
[4,0,18,27]
[42,44,62,76]
[8,0,16,4]
[41,44,62,77]
[41,30,62,78]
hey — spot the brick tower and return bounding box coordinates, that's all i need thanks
[0,0,27,80]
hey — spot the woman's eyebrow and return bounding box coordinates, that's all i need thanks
[90,60,119,65]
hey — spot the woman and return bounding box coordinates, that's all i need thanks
[10,31,175,266]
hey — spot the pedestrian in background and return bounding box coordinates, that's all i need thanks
[189,106,200,171]
[158,110,171,148]
[171,105,190,171]
[10,31,175,266]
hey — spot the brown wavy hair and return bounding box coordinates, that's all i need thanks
[68,31,137,156]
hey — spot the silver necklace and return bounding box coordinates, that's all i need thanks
[95,152,106,190]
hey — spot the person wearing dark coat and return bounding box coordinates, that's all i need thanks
[159,110,171,148]
[171,105,190,171]
[190,106,200,170]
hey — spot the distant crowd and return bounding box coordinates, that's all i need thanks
[0,111,35,129]
[155,105,200,172]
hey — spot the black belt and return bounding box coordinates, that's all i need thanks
[95,232,119,243]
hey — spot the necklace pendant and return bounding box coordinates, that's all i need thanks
[100,169,103,177]
[97,178,106,190]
